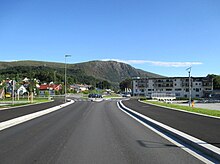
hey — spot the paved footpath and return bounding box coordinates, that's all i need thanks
[122,99,220,148]
[179,103,220,110]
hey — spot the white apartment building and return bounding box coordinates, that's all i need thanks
[132,77,213,98]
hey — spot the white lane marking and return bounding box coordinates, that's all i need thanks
[0,100,74,131]
[117,101,217,164]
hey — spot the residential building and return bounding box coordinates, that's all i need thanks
[70,84,91,93]
[132,77,213,99]
[39,83,62,96]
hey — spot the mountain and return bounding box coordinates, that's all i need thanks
[72,60,163,82]
[0,60,164,88]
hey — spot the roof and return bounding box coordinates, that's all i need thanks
[39,84,62,90]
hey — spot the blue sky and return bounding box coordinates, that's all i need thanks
[0,0,219,77]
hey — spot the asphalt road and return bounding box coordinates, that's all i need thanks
[0,101,202,164]
[122,99,220,148]
[0,98,64,122]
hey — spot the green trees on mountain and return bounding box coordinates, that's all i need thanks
[0,66,112,89]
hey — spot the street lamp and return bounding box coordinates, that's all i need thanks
[186,67,192,107]
[65,54,71,102]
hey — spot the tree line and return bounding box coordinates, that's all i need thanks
[0,66,112,89]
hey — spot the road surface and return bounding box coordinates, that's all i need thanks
[0,98,64,122]
[0,100,202,163]
[122,99,220,148]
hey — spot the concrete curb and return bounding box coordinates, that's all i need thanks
[0,100,74,131]
[118,100,220,162]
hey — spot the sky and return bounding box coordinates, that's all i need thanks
[0,0,219,77]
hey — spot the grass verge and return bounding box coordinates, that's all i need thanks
[143,100,220,118]
[0,97,51,108]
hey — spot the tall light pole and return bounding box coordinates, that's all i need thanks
[186,67,192,107]
[65,54,71,102]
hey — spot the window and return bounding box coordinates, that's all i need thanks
[175,88,181,91]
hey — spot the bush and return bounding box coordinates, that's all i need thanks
[44,91,49,97]
[82,90,89,94]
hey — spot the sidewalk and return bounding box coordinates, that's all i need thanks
[178,102,220,111]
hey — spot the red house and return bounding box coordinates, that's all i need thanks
[39,84,62,96]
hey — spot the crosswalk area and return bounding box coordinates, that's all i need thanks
[73,99,91,102]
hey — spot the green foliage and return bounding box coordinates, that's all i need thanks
[119,78,132,91]
[82,90,89,94]
[55,90,62,95]
[207,74,220,89]
[139,97,147,101]
[0,60,163,90]
[96,80,111,89]
[44,91,49,97]
[0,66,98,86]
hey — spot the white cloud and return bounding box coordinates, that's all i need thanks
[101,59,203,67]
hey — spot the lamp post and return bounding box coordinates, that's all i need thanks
[186,67,192,107]
[65,54,71,102]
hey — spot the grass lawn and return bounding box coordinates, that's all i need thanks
[0,97,51,108]
[143,100,220,118]
[103,94,121,98]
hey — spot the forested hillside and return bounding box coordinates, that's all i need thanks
[0,60,163,89]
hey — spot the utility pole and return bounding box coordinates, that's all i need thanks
[186,67,192,107]
[65,54,71,102]
[12,79,15,105]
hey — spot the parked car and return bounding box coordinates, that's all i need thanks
[88,94,102,98]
